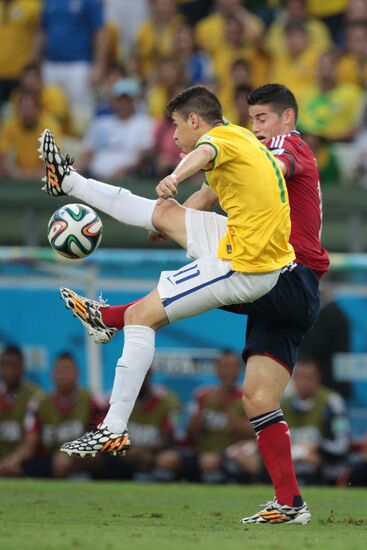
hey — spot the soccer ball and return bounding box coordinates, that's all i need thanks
[47,204,103,259]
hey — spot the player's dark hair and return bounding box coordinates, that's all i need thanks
[166,85,224,124]
[0,345,23,362]
[247,83,299,122]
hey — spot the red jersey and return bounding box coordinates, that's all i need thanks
[267,131,329,277]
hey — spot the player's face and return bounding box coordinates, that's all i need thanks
[249,104,284,144]
[171,111,199,154]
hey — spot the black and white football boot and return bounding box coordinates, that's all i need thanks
[60,287,118,344]
[38,128,74,196]
[60,424,130,458]
[240,498,311,525]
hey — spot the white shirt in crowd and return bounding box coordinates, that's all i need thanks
[84,112,154,179]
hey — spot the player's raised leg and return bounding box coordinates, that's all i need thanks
[59,288,137,344]
[39,129,188,249]
[60,289,167,457]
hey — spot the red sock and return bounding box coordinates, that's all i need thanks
[257,421,302,507]
[100,299,141,330]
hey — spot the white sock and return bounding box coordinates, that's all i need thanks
[63,171,156,230]
[103,325,155,433]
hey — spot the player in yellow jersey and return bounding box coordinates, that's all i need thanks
[40,86,304,520]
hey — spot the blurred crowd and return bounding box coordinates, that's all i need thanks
[1,341,367,486]
[2,0,367,185]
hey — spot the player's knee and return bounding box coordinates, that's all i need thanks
[152,199,180,232]
[242,386,277,418]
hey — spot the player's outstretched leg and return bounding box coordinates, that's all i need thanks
[240,498,311,525]
[60,288,118,344]
[60,423,130,458]
[38,129,74,196]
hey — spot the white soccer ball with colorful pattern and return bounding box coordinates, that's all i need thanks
[47,204,103,259]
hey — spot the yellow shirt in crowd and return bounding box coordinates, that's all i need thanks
[265,18,331,57]
[195,124,295,273]
[136,15,185,79]
[195,10,264,55]
[0,0,41,79]
[298,83,364,140]
[337,54,367,89]
[0,114,61,172]
[269,46,323,100]
[306,0,348,17]
[11,85,73,136]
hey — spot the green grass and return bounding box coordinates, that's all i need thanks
[0,481,366,550]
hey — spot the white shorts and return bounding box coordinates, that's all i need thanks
[157,209,281,323]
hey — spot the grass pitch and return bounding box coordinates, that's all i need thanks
[0,480,366,550]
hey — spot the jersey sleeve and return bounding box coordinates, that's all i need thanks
[195,134,228,171]
[267,135,305,179]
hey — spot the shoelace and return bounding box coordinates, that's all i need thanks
[64,154,75,169]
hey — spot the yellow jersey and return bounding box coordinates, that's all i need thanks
[0,0,41,79]
[195,124,295,273]
[0,113,62,172]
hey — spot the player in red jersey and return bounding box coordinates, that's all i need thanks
[59,84,327,524]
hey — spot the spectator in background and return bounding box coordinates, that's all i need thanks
[337,22,367,88]
[135,0,185,81]
[18,353,102,478]
[300,289,351,397]
[265,0,332,56]
[34,0,108,133]
[104,0,150,60]
[269,21,324,101]
[77,78,154,181]
[10,63,73,136]
[152,115,182,177]
[0,91,62,180]
[232,84,252,128]
[174,25,214,86]
[156,350,254,483]
[95,63,127,117]
[212,14,269,94]
[306,0,348,45]
[0,0,41,108]
[282,355,350,485]
[146,57,187,119]
[345,0,367,25]
[219,58,253,122]
[195,0,264,55]
[0,345,43,477]
[301,129,341,186]
[298,50,364,141]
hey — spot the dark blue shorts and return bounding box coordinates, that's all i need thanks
[224,264,320,374]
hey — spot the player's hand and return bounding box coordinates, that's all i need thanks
[156,174,178,199]
[148,230,168,243]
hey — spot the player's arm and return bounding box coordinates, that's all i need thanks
[184,181,218,210]
[156,144,215,199]
[275,157,287,176]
